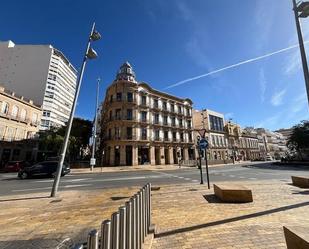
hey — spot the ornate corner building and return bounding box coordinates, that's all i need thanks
[100,62,195,166]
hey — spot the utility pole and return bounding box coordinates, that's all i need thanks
[293,0,309,108]
[90,77,100,171]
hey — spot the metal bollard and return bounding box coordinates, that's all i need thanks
[145,184,149,232]
[142,187,147,238]
[119,206,126,249]
[101,220,111,249]
[125,200,132,249]
[139,190,144,243]
[111,212,120,249]
[136,193,141,249]
[148,183,152,229]
[87,229,99,249]
[132,196,137,249]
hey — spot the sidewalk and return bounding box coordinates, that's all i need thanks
[0,187,139,249]
[151,180,309,249]
[71,161,270,174]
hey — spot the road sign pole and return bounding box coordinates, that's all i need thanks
[198,148,204,184]
[204,148,210,189]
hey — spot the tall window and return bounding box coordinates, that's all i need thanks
[115,109,121,120]
[141,128,147,140]
[209,115,224,132]
[141,111,147,122]
[173,132,177,141]
[115,127,120,139]
[127,92,133,102]
[171,117,176,126]
[108,129,111,139]
[178,105,182,114]
[11,105,19,118]
[180,132,184,142]
[32,113,38,123]
[127,127,132,139]
[154,113,159,124]
[116,92,122,101]
[164,131,169,141]
[187,120,191,129]
[170,104,175,112]
[153,99,159,108]
[1,102,9,114]
[110,95,113,103]
[179,119,183,127]
[127,109,133,120]
[155,129,160,140]
[109,110,112,120]
[189,133,192,142]
[141,95,147,105]
[162,101,167,110]
[163,116,168,125]
[186,108,190,116]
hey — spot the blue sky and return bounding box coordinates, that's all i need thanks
[0,0,308,130]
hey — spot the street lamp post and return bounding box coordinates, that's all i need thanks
[292,0,309,108]
[50,22,101,197]
[90,77,101,171]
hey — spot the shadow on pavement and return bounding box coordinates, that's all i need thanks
[292,190,309,195]
[0,196,50,202]
[203,194,224,203]
[155,201,309,238]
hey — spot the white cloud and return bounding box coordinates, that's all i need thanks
[259,69,266,103]
[291,92,307,113]
[255,112,282,129]
[271,89,286,106]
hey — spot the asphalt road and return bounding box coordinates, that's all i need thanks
[1,162,309,198]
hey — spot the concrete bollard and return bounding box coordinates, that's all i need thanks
[145,184,149,232]
[125,200,132,249]
[87,229,99,249]
[111,212,120,249]
[119,206,126,249]
[101,220,111,249]
[139,190,144,243]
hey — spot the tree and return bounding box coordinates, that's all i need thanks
[38,118,93,161]
[287,120,309,160]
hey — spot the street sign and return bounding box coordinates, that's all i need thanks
[199,138,208,149]
[197,129,207,138]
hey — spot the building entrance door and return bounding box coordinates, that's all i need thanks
[164,148,169,164]
[155,147,160,165]
[138,147,150,165]
[126,146,132,166]
[173,148,178,164]
[114,147,120,166]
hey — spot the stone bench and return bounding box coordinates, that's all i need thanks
[214,184,253,203]
[291,176,309,188]
[284,226,309,249]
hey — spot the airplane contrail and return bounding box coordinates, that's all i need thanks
[165,41,309,89]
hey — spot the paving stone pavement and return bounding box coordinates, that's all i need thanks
[151,180,309,249]
[0,187,140,249]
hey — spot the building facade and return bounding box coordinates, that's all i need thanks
[0,85,41,163]
[0,40,77,130]
[193,109,230,162]
[100,62,195,166]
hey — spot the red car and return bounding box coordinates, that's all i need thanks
[4,161,31,173]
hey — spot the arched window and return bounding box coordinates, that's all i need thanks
[20,109,27,121]
[11,105,19,118]
[1,102,9,114]
[32,113,38,123]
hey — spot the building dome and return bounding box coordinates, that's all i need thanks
[115,61,136,82]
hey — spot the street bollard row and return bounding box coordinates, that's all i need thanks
[73,183,152,249]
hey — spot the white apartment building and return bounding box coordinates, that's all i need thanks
[0,40,77,130]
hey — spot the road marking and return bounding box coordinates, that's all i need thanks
[192,180,199,182]
[184,178,191,181]
[229,175,235,178]
[249,177,257,180]
[12,187,52,192]
[35,178,93,183]
[64,184,92,188]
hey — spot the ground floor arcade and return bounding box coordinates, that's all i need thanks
[103,143,195,166]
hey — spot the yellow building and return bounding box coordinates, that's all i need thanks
[100,62,195,166]
[0,85,41,163]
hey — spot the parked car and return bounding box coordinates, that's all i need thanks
[4,161,31,173]
[18,161,70,179]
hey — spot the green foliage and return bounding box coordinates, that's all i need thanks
[38,118,93,161]
[287,120,309,160]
